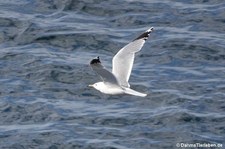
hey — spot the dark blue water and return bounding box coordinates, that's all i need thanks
[0,0,225,149]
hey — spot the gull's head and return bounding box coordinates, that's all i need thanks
[88,82,104,91]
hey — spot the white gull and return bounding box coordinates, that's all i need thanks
[89,27,154,97]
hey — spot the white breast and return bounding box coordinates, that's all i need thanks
[99,83,124,95]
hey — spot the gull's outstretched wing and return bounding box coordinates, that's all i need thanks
[90,57,118,85]
[112,27,153,88]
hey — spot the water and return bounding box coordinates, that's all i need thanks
[0,0,225,148]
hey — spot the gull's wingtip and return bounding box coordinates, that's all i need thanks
[146,27,154,33]
[134,27,154,41]
[90,56,101,65]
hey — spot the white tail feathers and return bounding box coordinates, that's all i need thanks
[123,88,147,97]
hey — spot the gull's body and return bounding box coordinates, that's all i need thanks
[89,27,153,97]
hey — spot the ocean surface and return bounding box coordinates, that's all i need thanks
[0,0,225,149]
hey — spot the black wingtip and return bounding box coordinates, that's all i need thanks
[134,27,154,41]
[90,56,101,65]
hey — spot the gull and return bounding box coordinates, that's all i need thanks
[89,27,153,97]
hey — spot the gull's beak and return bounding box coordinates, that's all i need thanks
[88,84,94,87]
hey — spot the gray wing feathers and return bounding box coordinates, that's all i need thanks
[112,41,142,87]
[112,28,153,88]
[90,58,118,85]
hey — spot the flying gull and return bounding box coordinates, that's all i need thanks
[89,27,154,97]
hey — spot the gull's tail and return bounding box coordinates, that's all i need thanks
[123,88,147,97]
